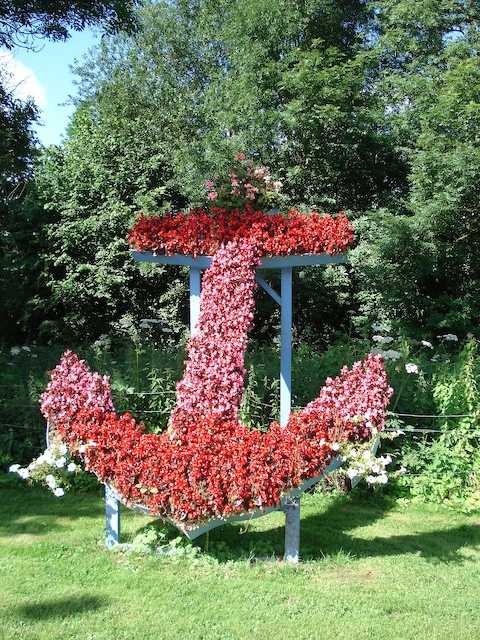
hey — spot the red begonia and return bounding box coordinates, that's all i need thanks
[40,238,392,526]
[128,207,354,257]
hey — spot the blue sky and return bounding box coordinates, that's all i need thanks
[2,29,100,146]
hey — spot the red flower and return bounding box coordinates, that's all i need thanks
[128,207,354,257]
[40,237,391,527]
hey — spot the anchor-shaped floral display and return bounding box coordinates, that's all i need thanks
[40,238,393,538]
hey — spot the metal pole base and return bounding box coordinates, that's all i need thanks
[105,484,120,548]
[283,497,300,563]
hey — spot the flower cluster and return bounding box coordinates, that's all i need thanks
[40,350,113,428]
[204,153,283,210]
[171,240,259,427]
[33,350,391,523]
[302,355,393,441]
[343,446,392,486]
[128,207,354,257]
[14,239,392,526]
[9,441,78,496]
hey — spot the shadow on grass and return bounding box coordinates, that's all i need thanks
[0,476,104,537]
[15,595,108,621]
[134,492,480,564]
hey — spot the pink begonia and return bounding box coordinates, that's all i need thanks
[172,240,260,427]
[40,351,113,426]
[301,354,393,438]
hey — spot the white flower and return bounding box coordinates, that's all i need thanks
[372,335,394,344]
[405,363,419,374]
[421,340,433,348]
[67,462,77,473]
[53,487,65,497]
[45,474,57,488]
[10,346,21,356]
[331,442,340,451]
[9,464,20,473]
[346,468,358,479]
[382,349,401,361]
[21,346,31,352]
[377,474,388,484]
[440,334,458,342]
[366,475,377,485]
[78,444,88,453]
[54,457,66,468]
[59,444,68,455]
[371,322,384,332]
[17,468,30,479]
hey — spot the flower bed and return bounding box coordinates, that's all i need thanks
[128,207,354,257]
[32,239,392,527]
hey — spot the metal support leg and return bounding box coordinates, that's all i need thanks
[105,484,120,548]
[280,267,300,562]
[284,497,300,563]
[280,268,292,428]
[189,268,201,336]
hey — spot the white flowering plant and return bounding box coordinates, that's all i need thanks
[340,429,405,489]
[9,438,79,497]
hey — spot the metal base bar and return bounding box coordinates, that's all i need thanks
[105,484,120,548]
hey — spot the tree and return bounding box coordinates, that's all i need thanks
[0,0,140,49]
[22,0,480,342]
[34,79,189,342]
[0,66,41,342]
[349,0,480,334]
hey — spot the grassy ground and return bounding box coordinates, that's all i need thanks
[1,477,479,640]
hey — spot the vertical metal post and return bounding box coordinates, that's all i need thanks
[284,498,300,563]
[189,268,202,336]
[105,484,120,548]
[280,268,292,428]
[280,267,300,563]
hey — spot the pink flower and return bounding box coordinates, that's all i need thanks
[207,191,218,201]
[234,152,246,161]
[205,180,215,189]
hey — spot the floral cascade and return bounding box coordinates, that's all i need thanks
[171,240,259,427]
[128,206,354,257]
[13,238,393,526]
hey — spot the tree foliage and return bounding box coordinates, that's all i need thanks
[5,0,480,343]
[0,0,140,49]
[0,67,41,342]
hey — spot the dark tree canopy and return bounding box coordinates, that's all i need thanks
[2,0,480,343]
[0,0,140,49]
[0,71,37,199]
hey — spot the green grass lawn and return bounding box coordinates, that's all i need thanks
[1,477,479,640]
